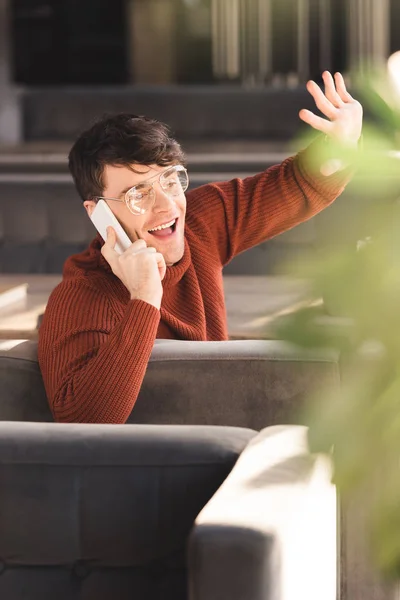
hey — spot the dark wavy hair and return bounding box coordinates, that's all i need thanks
[68,113,186,201]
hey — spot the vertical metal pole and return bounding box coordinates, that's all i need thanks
[211,0,240,79]
[347,0,356,72]
[258,0,273,82]
[239,0,248,84]
[0,0,21,143]
[297,0,310,82]
[358,0,365,71]
[240,0,257,85]
[211,0,222,75]
[227,0,240,78]
[371,0,390,67]
[319,0,332,72]
[348,0,390,73]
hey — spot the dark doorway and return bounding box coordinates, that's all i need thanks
[11,0,128,84]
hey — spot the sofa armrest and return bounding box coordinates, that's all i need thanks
[0,340,52,421]
[189,425,337,600]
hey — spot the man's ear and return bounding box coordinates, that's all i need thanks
[83,200,96,216]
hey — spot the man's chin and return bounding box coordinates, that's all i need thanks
[144,233,184,267]
[164,246,184,267]
[165,253,184,267]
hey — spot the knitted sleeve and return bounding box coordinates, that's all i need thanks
[186,138,352,265]
[38,280,160,423]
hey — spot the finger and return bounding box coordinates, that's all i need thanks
[299,109,334,135]
[155,252,167,281]
[119,246,156,265]
[131,246,157,256]
[101,227,119,262]
[322,71,343,108]
[306,80,338,120]
[334,72,353,102]
[105,226,116,248]
[129,238,147,252]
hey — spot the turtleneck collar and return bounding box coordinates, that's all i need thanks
[162,238,191,287]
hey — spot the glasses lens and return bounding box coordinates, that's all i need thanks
[160,166,188,196]
[125,185,155,215]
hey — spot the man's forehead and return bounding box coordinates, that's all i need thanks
[103,163,161,193]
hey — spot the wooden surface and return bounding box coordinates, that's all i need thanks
[0,274,61,339]
[0,274,316,340]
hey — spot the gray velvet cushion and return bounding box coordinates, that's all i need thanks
[0,340,340,427]
[0,421,255,600]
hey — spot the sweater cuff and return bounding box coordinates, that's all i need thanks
[296,135,355,197]
[119,298,160,346]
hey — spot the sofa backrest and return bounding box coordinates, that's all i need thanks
[0,339,340,428]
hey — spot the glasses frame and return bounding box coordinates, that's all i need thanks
[93,164,189,216]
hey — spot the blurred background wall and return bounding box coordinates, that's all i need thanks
[1,0,399,143]
[0,0,398,274]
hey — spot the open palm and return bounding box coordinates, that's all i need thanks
[300,71,363,147]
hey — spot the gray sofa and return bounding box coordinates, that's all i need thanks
[0,421,255,600]
[0,421,336,600]
[0,339,339,600]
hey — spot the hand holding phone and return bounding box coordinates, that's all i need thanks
[90,199,131,254]
[89,200,166,309]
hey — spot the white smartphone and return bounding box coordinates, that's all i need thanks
[89,199,131,255]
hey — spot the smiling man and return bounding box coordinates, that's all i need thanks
[38,71,363,423]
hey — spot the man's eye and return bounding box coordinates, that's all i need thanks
[129,188,150,202]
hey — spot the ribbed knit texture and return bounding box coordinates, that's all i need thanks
[38,140,351,423]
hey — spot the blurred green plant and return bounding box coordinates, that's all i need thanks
[272,65,400,578]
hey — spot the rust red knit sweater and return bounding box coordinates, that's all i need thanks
[38,143,350,423]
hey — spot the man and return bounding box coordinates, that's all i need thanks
[38,71,363,423]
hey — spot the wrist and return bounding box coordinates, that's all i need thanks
[320,158,346,176]
[319,135,361,176]
[130,292,161,311]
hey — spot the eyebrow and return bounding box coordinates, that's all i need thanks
[116,167,173,198]
[118,185,135,197]
[116,178,149,198]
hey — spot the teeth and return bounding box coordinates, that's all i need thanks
[148,219,176,232]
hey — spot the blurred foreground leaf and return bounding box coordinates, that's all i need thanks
[274,67,400,578]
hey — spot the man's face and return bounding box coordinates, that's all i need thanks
[85,163,187,266]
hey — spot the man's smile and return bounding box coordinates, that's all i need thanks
[147,217,178,238]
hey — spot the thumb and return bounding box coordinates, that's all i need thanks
[106,226,117,247]
[101,226,118,263]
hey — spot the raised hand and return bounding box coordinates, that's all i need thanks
[299,71,363,148]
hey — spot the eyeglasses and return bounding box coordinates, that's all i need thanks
[94,164,189,216]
